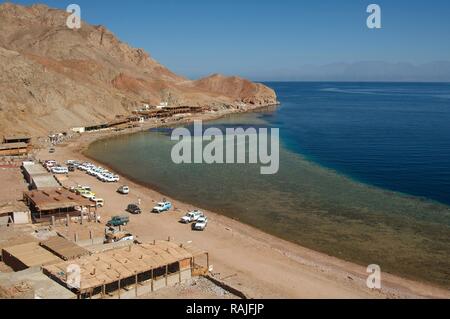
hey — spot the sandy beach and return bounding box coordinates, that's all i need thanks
[29,111,450,300]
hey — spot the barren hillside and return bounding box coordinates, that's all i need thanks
[0,3,277,137]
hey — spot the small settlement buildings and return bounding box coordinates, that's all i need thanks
[70,104,205,134]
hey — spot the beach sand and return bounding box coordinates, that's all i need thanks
[34,114,450,299]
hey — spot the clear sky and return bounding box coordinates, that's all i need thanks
[4,0,450,80]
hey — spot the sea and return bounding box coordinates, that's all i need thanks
[86,82,450,288]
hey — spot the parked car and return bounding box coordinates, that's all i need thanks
[68,165,76,172]
[49,148,55,153]
[152,201,172,214]
[192,216,208,231]
[105,232,134,244]
[180,210,204,223]
[90,198,104,208]
[106,215,129,227]
[117,186,130,195]
[44,160,57,171]
[126,204,142,215]
[72,162,81,168]
[74,187,94,196]
[76,186,92,192]
[52,166,69,174]
[80,191,96,200]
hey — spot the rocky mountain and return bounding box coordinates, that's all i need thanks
[0,3,277,136]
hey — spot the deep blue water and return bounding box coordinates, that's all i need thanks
[265,82,450,205]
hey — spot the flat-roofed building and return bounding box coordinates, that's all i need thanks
[22,163,47,183]
[40,236,90,261]
[0,201,31,226]
[22,163,60,190]
[30,174,60,190]
[3,135,32,144]
[23,188,96,223]
[0,143,28,157]
[43,240,209,299]
[2,242,62,271]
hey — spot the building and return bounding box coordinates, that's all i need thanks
[2,242,62,272]
[0,143,29,157]
[22,163,60,190]
[0,229,38,262]
[22,163,47,183]
[40,236,90,261]
[71,127,86,134]
[84,123,109,132]
[156,102,169,109]
[43,240,209,299]
[3,135,32,144]
[30,175,61,190]
[23,188,96,223]
[0,201,31,226]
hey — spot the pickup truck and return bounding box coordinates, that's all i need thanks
[152,201,172,214]
[192,216,208,231]
[106,215,129,227]
[180,210,204,224]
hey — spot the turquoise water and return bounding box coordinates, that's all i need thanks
[86,83,450,288]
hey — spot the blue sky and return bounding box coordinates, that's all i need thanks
[4,0,450,80]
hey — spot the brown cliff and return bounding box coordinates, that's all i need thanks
[0,3,278,136]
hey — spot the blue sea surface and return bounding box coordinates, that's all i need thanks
[265,82,450,205]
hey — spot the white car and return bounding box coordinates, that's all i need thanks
[52,166,69,174]
[78,163,91,171]
[102,174,118,183]
[180,210,204,223]
[117,186,129,195]
[192,216,208,231]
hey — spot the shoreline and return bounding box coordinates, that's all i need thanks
[40,109,450,299]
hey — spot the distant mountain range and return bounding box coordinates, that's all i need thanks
[251,61,450,82]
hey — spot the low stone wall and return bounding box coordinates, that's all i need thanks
[204,275,248,299]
